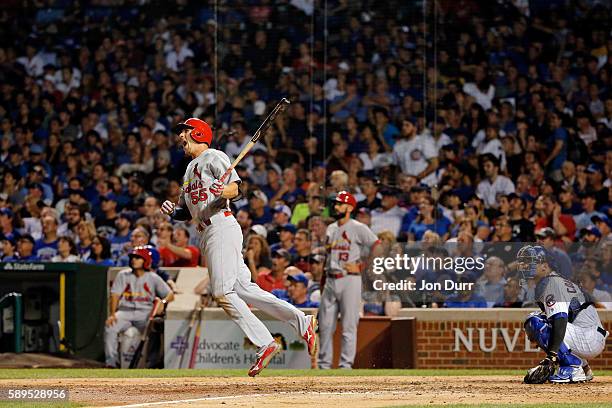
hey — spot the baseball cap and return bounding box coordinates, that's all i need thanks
[18,234,35,245]
[535,227,556,238]
[380,187,400,196]
[272,248,292,261]
[117,211,137,223]
[560,183,574,194]
[249,190,268,205]
[591,214,612,228]
[30,144,44,155]
[581,225,601,238]
[66,189,86,200]
[0,208,14,217]
[521,193,535,203]
[27,182,43,191]
[288,273,309,286]
[250,224,268,239]
[100,193,118,202]
[358,207,371,216]
[586,164,603,174]
[279,224,297,234]
[272,204,292,219]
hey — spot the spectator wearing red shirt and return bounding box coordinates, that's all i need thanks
[158,226,200,267]
[534,194,576,243]
[256,248,291,292]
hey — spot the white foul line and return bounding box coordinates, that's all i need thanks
[104,391,393,408]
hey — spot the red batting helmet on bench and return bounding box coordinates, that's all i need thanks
[335,191,357,209]
[173,118,213,145]
[129,246,153,270]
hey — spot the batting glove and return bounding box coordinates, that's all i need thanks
[161,200,176,216]
[209,179,224,197]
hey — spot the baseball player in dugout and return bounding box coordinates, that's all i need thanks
[318,191,380,369]
[161,117,317,377]
[519,245,608,384]
[104,246,174,368]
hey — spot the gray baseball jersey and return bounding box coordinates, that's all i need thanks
[110,269,171,312]
[326,219,379,274]
[535,272,599,327]
[182,148,241,222]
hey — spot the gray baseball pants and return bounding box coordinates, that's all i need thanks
[317,274,361,369]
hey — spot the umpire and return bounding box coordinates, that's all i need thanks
[318,191,379,369]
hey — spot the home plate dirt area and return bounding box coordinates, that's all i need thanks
[1,375,611,407]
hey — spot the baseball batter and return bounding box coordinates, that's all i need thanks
[518,245,608,383]
[161,118,316,376]
[318,191,379,369]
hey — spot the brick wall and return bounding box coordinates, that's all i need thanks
[415,319,611,369]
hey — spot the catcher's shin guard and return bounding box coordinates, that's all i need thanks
[524,313,583,383]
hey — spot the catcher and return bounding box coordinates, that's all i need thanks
[518,245,608,383]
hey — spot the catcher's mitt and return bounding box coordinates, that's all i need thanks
[524,353,559,384]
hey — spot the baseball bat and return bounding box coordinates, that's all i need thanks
[178,301,201,368]
[129,299,162,369]
[188,305,204,369]
[219,97,291,182]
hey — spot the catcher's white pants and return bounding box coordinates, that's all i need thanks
[200,212,309,348]
[564,323,608,361]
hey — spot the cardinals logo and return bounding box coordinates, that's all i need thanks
[341,231,352,244]
[193,163,202,180]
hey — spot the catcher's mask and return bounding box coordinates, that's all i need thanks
[516,245,547,281]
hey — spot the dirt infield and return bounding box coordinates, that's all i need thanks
[1,375,611,407]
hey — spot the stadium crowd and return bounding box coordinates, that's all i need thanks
[0,0,611,311]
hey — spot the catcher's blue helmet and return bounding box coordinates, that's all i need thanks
[516,245,547,280]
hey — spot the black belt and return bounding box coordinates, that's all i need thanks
[597,327,607,337]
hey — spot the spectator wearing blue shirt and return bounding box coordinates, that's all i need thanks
[544,111,568,182]
[5,235,40,262]
[110,212,132,262]
[243,190,272,225]
[287,273,319,308]
[443,275,488,308]
[0,208,20,244]
[87,235,115,267]
[407,196,451,241]
[574,191,605,233]
[373,107,399,149]
[269,224,298,256]
[34,215,59,261]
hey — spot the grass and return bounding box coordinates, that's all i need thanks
[0,368,611,379]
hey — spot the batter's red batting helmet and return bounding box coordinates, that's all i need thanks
[335,191,357,209]
[173,118,213,145]
[129,246,153,270]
